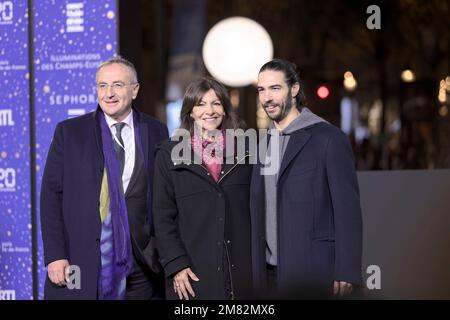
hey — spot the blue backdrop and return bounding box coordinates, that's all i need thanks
[0,0,117,300]
[0,0,32,301]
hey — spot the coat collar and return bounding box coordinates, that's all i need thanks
[253,129,311,184]
[258,128,312,183]
[277,129,311,182]
[164,136,251,187]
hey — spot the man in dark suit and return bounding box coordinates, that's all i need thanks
[251,59,362,298]
[40,56,168,299]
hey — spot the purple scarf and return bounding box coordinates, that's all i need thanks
[97,111,135,299]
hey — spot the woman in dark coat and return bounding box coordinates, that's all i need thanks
[153,78,253,300]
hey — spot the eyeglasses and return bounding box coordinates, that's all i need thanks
[97,82,138,91]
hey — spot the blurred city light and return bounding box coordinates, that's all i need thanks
[438,79,447,103]
[202,17,273,87]
[439,106,448,117]
[317,86,330,99]
[344,77,357,91]
[401,69,416,82]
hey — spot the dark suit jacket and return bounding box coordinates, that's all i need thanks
[40,106,168,299]
[250,122,363,297]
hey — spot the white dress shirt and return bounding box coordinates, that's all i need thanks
[104,110,136,193]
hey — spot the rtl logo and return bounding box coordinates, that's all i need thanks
[0,109,14,126]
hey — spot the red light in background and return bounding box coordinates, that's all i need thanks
[317,86,330,99]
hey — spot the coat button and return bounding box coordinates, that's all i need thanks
[227,240,231,244]
[217,267,221,272]
[218,193,222,197]
[220,171,224,174]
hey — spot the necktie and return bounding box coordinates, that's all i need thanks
[113,122,126,176]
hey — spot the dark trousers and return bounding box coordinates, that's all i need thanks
[265,264,279,299]
[125,256,165,300]
[265,264,341,299]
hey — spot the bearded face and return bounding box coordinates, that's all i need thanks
[262,90,294,122]
[257,70,298,124]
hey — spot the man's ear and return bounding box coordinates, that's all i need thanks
[132,83,140,99]
[291,83,300,99]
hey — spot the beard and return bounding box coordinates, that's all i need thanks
[263,92,294,123]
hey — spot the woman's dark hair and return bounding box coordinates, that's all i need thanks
[259,58,307,109]
[179,77,245,132]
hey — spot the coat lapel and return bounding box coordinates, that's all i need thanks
[139,118,149,168]
[126,110,148,196]
[93,107,104,164]
[277,129,311,182]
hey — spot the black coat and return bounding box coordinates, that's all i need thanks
[153,138,253,299]
[40,107,168,299]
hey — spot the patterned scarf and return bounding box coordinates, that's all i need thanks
[97,111,134,300]
[191,131,225,182]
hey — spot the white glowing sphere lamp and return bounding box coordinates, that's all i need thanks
[202,17,273,87]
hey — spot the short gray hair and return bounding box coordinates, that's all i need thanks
[96,55,138,83]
